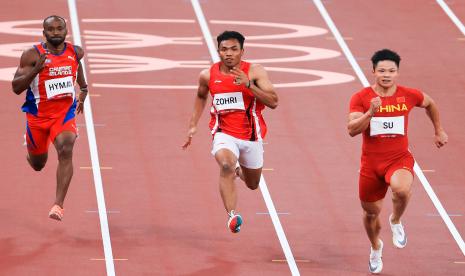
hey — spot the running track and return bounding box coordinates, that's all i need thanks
[0,0,464,275]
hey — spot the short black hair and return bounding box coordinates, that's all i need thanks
[371,49,401,69]
[217,31,245,49]
[43,15,66,28]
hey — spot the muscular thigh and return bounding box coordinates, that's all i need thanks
[241,166,262,184]
[359,167,388,203]
[50,114,77,145]
[385,152,415,192]
[361,199,383,215]
[26,115,53,155]
[211,132,240,159]
[237,139,263,169]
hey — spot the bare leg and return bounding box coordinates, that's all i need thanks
[27,152,48,171]
[53,131,77,208]
[361,199,383,250]
[389,169,413,224]
[215,149,238,213]
[239,166,262,190]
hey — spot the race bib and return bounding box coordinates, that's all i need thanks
[370,116,405,136]
[45,76,75,99]
[213,92,245,112]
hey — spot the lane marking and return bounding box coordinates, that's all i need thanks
[90,94,102,97]
[422,169,436,173]
[257,212,291,215]
[86,210,121,214]
[313,0,465,257]
[82,19,195,23]
[427,213,463,217]
[436,0,465,36]
[190,1,300,275]
[272,259,310,263]
[263,168,274,171]
[80,167,112,170]
[67,1,116,275]
[90,259,128,261]
[454,261,465,264]
[92,65,354,89]
[325,36,353,40]
[210,20,328,40]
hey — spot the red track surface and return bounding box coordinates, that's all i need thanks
[1,0,464,275]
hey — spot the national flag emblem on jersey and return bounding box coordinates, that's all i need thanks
[396,96,405,103]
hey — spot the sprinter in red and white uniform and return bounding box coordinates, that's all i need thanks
[12,15,88,221]
[348,49,448,274]
[183,31,278,233]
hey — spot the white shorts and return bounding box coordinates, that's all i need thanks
[211,132,264,169]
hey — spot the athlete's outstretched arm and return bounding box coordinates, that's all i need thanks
[12,48,46,95]
[248,64,278,109]
[347,96,381,137]
[182,69,210,149]
[421,93,448,148]
[75,46,88,114]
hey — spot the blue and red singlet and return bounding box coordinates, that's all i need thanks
[23,42,79,154]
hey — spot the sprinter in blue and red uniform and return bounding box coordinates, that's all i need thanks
[12,15,88,221]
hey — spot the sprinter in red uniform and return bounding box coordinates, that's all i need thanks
[12,15,88,221]
[183,31,278,233]
[348,49,448,274]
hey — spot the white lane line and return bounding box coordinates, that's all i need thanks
[436,0,465,36]
[312,0,369,85]
[256,212,291,215]
[415,163,465,255]
[86,210,121,214]
[190,0,218,61]
[190,1,300,275]
[67,1,116,275]
[313,0,465,257]
[427,213,462,217]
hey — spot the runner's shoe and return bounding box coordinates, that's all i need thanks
[369,239,383,274]
[389,214,407,248]
[49,204,64,221]
[227,210,243,233]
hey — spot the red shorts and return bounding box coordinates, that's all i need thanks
[26,112,77,155]
[358,151,414,202]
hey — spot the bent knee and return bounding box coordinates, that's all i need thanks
[363,210,380,220]
[31,162,46,171]
[392,188,411,200]
[219,162,235,175]
[57,145,74,160]
[246,180,260,190]
[27,155,47,171]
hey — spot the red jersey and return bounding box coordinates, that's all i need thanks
[349,86,424,153]
[22,42,79,118]
[208,61,267,141]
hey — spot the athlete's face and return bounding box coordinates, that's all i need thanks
[373,60,399,89]
[218,39,244,68]
[43,18,67,47]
